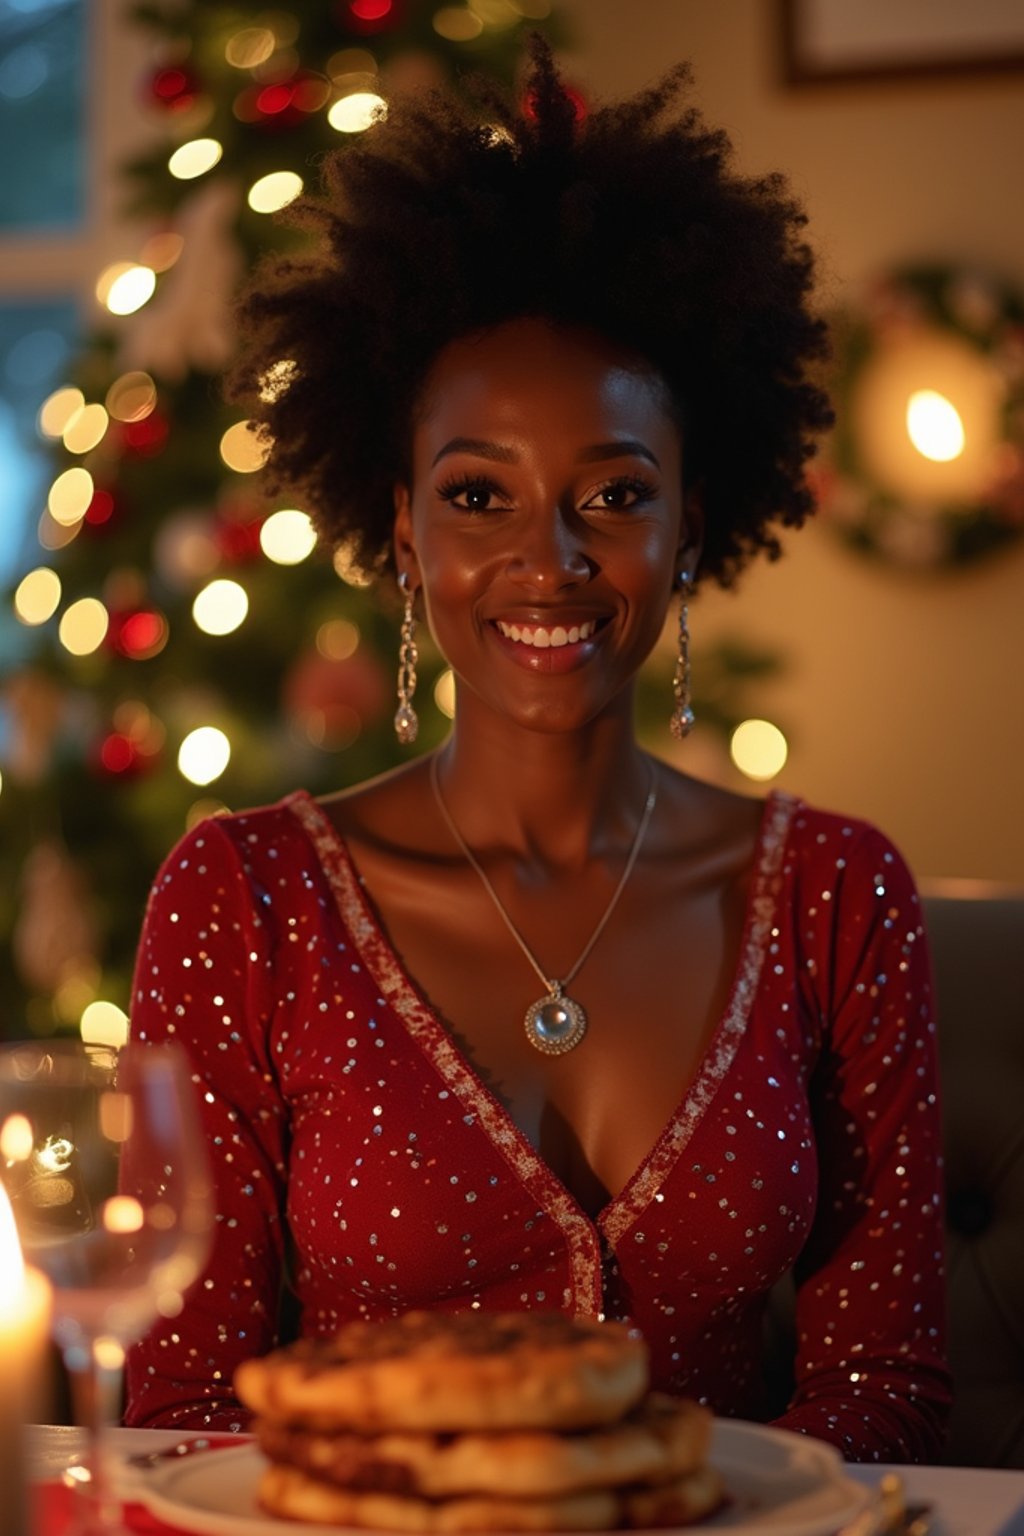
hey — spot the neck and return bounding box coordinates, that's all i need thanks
[435,691,654,870]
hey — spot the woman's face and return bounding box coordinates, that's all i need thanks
[393,317,699,736]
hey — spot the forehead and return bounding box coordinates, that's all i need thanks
[413,318,680,448]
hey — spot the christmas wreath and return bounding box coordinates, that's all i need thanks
[815,265,1024,569]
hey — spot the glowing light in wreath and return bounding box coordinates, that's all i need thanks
[819,265,1024,570]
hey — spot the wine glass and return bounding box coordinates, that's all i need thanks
[0,1038,214,1533]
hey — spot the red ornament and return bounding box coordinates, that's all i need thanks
[342,0,400,36]
[147,65,200,113]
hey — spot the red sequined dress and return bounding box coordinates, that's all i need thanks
[123,790,950,1461]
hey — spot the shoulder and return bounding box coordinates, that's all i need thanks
[781,797,920,901]
[149,793,321,896]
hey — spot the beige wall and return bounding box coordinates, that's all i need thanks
[565,0,1024,883]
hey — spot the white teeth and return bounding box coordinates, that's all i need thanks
[496,619,597,648]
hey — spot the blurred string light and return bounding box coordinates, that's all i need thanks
[327,47,377,83]
[328,92,386,133]
[48,466,93,525]
[906,389,965,463]
[178,727,231,786]
[62,403,108,455]
[260,509,317,564]
[192,578,249,636]
[434,668,456,719]
[96,262,157,317]
[247,171,303,212]
[730,718,788,782]
[219,420,270,472]
[38,386,84,438]
[14,567,61,625]
[168,137,223,180]
[333,539,373,587]
[106,371,157,423]
[79,1000,129,1048]
[315,619,360,660]
[225,26,277,68]
[432,8,483,41]
[58,597,109,657]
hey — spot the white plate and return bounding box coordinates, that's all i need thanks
[122,1421,870,1536]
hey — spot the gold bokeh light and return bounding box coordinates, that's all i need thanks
[38,386,84,439]
[48,466,93,526]
[168,137,223,180]
[220,420,270,472]
[260,509,317,564]
[63,402,109,455]
[192,578,249,636]
[906,389,965,463]
[730,719,789,783]
[247,171,303,213]
[14,567,61,626]
[328,91,386,133]
[58,597,109,657]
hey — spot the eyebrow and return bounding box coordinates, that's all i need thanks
[430,437,661,470]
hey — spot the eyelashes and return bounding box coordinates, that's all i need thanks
[435,472,660,514]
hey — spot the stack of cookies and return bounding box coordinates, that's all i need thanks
[235,1311,724,1530]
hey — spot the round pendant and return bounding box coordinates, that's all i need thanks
[524,992,587,1056]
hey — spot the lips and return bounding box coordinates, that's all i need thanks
[494,618,599,650]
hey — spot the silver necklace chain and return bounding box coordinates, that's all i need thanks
[429,754,657,1054]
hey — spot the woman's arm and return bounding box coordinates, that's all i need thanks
[774,825,951,1461]
[122,816,288,1430]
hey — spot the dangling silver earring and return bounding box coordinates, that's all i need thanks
[394,571,419,745]
[669,574,695,740]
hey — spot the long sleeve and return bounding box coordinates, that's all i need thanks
[774,825,951,1460]
[122,817,289,1430]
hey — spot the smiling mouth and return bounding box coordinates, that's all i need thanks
[494,619,601,650]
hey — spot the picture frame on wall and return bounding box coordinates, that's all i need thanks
[780,0,1024,85]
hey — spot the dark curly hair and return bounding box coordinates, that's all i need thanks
[228,38,832,587]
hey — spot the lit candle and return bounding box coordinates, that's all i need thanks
[0,1182,52,1536]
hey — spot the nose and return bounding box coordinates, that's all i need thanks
[507,508,592,593]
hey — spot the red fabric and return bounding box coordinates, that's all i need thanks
[123,790,950,1462]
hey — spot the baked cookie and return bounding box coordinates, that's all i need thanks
[255,1393,712,1498]
[236,1311,648,1432]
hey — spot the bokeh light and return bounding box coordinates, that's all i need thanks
[247,171,303,213]
[328,91,386,133]
[260,509,317,564]
[38,386,84,438]
[434,668,457,719]
[225,26,277,68]
[62,402,108,454]
[168,137,223,180]
[48,466,93,525]
[58,597,109,656]
[906,389,965,463]
[106,371,157,423]
[729,718,789,782]
[192,578,249,636]
[178,726,231,786]
[315,619,360,660]
[432,8,484,40]
[97,263,157,316]
[14,566,61,625]
[79,1000,129,1048]
[138,232,184,273]
[332,539,373,587]
[219,420,270,472]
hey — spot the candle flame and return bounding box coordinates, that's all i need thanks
[0,1182,27,1305]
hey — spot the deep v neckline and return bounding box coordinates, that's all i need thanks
[286,787,796,1305]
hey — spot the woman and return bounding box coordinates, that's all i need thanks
[124,42,950,1460]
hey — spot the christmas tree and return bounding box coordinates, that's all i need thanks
[0,0,781,1044]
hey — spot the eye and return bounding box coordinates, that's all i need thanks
[436,474,508,513]
[581,475,659,512]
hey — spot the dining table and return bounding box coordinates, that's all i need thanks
[25,1424,1024,1536]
